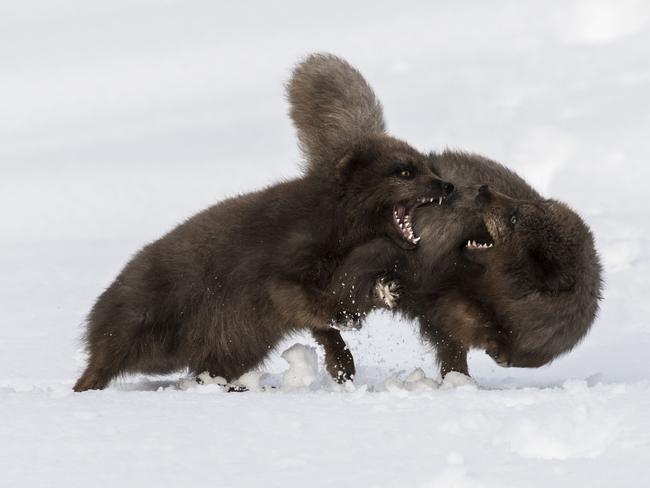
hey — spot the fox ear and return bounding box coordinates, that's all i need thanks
[334,150,363,182]
[531,242,577,294]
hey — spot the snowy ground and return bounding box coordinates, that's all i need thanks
[2,1,650,486]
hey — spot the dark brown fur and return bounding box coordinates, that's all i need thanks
[74,59,453,391]
[434,184,602,371]
[289,53,603,378]
[414,156,603,374]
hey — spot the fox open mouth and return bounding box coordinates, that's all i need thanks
[393,196,445,245]
[462,222,495,251]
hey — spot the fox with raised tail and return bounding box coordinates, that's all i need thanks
[73,55,455,391]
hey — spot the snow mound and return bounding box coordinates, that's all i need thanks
[440,372,478,390]
[280,344,319,391]
[384,368,438,393]
[179,372,226,392]
[232,371,263,392]
[179,371,264,392]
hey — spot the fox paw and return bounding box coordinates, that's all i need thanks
[324,348,356,384]
[486,341,512,367]
[375,277,400,309]
[195,372,249,392]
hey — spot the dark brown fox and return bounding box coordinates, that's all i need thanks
[404,181,602,376]
[289,53,602,379]
[425,181,602,374]
[73,56,454,391]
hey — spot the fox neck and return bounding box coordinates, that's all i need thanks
[335,205,382,251]
[311,177,382,253]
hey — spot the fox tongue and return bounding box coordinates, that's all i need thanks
[395,205,407,220]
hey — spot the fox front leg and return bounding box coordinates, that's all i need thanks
[312,328,355,383]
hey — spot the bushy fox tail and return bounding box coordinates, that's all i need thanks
[287,53,386,175]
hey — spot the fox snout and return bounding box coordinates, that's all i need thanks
[441,181,455,196]
[426,177,455,199]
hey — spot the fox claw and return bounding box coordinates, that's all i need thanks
[375,277,400,309]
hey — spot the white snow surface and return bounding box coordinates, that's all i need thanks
[2,1,650,486]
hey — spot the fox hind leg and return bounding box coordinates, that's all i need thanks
[73,364,114,392]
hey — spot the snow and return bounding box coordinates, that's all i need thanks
[439,372,478,390]
[390,368,439,392]
[2,0,650,486]
[280,344,320,391]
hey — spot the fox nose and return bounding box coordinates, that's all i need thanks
[442,182,455,196]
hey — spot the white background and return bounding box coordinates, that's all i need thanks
[2,1,649,486]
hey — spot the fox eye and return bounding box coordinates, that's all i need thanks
[510,214,517,225]
[400,170,411,178]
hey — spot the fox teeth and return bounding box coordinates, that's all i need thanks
[438,197,443,205]
[465,240,494,249]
